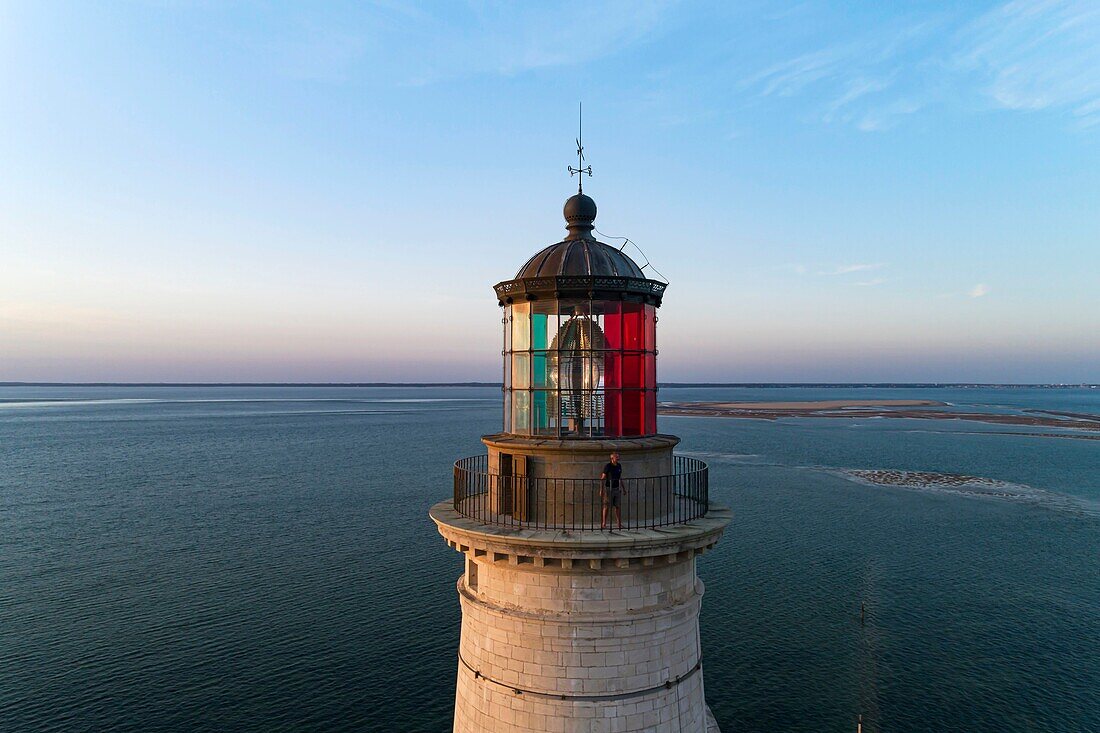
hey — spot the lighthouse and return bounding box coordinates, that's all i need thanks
[430,183,731,732]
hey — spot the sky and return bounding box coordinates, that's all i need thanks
[1,0,1098,383]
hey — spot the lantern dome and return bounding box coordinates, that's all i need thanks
[495,193,666,306]
[516,240,646,280]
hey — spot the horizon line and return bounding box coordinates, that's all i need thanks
[1,382,1096,389]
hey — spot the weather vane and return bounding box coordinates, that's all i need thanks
[567,102,592,193]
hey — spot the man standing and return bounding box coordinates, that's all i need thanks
[600,452,625,530]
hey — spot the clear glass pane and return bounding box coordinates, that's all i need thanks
[511,301,531,351]
[512,352,531,389]
[512,390,531,435]
[556,298,591,318]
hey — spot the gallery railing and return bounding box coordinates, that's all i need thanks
[452,455,709,530]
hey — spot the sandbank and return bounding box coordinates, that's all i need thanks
[682,399,940,410]
[658,400,1100,432]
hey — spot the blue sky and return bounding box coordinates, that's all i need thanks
[1,1,1098,382]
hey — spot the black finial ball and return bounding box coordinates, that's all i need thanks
[563,193,597,224]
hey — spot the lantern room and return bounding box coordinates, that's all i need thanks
[493,193,666,438]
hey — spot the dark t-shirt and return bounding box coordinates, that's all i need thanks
[602,462,622,488]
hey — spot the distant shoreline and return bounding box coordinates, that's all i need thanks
[659,400,1100,434]
[1,382,1096,389]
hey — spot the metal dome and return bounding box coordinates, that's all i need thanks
[515,239,646,280]
[493,192,667,306]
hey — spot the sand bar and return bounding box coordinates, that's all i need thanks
[658,400,1100,432]
[681,399,941,410]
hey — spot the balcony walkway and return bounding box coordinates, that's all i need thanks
[453,454,710,531]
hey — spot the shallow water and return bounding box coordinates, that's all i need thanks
[1,386,1097,732]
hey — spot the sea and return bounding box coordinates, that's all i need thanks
[1,385,1097,733]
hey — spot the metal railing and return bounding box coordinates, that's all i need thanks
[452,455,709,530]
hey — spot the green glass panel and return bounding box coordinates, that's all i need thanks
[532,313,548,350]
[532,314,548,429]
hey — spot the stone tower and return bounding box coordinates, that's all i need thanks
[430,191,730,733]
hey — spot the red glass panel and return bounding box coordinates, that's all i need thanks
[645,353,656,389]
[622,353,643,388]
[622,302,644,350]
[621,390,644,436]
[604,388,622,437]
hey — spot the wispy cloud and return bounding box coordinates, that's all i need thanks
[822,77,893,123]
[855,277,887,287]
[970,283,990,298]
[259,1,675,85]
[956,0,1100,127]
[741,0,1100,130]
[818,263,886,276]
[741,13,945,130]
[857,98,924,131]
[747,47,853,98]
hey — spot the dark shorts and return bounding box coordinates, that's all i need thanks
[602,486,621,507]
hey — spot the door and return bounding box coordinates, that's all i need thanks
[512,454,530,522]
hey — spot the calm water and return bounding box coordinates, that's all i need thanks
[1,386,1097,732]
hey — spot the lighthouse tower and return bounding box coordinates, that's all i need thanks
[430,187,731,733]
